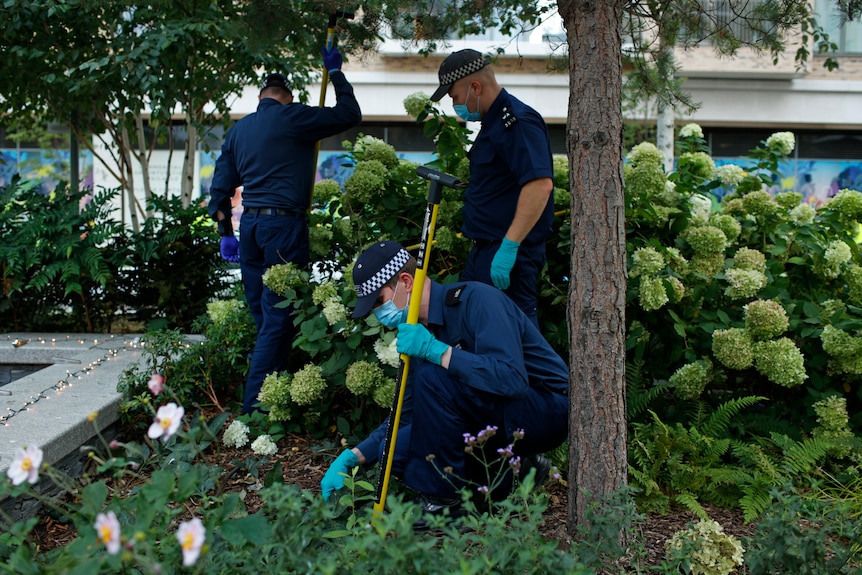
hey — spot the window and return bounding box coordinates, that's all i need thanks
[816,0,862,53]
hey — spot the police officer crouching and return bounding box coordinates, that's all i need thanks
[320,240,569,529]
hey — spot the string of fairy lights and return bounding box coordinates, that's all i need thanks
[0,334,141,427]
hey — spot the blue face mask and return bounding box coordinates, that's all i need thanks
[372,281,409,328]
[454,86,481,122]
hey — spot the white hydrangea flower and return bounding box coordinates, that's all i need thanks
[223,419,250,448]
[666,519,744,575]
[679,123,703,139]
[715,163,745,186]
[251,434,278,456]
[690,194,713,225]
[753,338,807,387]
[765,131,795,156]
[374,338,401,368]
[825,240,852,267]
[789,202,816,225]
[322,297,348,326]
[725,268,768,300]
[626,141,664,166]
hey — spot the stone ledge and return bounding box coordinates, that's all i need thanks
[0,333,143,481]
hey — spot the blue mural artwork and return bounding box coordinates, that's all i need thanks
[712,157,862,206]
[0,149,93,195]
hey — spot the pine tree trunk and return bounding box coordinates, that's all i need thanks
[558,0,629,532]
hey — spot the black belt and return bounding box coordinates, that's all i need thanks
[243,206,306,217]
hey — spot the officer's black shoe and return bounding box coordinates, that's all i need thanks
[519,454,552,490]
[412,493,465,532]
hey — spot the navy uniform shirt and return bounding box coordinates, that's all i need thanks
[355,280,568,464]
[208,71,361,218]
[428,280,568,397]
[463,88,555,245]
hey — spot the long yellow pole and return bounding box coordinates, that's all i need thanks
[373,166,462,516]
[310,10,354,208]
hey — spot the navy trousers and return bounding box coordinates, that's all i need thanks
[402,361,568,499]
[461,240,546,328]
[238,211,308,414]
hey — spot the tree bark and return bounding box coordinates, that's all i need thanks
[558,0,629,532]
[656,41,676,174]
[182,120,198,208]
[656,102,675,173]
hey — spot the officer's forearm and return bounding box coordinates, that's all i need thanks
[440,346,452,369]
[506,177,553,242]
[351,447,366,465]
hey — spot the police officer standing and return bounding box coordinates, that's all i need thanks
[320,241,568,526]
[209,47,362,414]
[430,49,556,328]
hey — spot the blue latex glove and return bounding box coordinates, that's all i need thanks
[322,46,342,74]
[490,238,520,290]
[396,323,449,365]
[219,236,240,262]
[321,450,359,501]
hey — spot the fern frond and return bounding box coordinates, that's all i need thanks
[740,479,775,523]
[704,466,754,488]
[700,395,768,437]
[731,439,782,480]
[701,437,731,461]
[775,434,831,476]
[627,359,672,419]
[673,492,709,521]
[546,440,568,473]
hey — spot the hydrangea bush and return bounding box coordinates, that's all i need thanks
[625,125,862,513]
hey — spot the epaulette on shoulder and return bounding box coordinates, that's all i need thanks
[501,106,517,129]
[445,284,466,306]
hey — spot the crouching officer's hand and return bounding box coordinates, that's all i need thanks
[219,236,240,262]
[321,449,359,501]
[396,323,449,366]
[490,238,519,290]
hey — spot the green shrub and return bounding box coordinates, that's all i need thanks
[744,485,862,574]
[624,126,862,516]
[0,180,231,332]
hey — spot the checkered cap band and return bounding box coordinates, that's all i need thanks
[439,55,487,86]
[355,248,410,298]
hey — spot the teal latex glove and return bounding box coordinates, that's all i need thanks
[321,450,359,501]
[490,238,520,290]
[396,323,449,365]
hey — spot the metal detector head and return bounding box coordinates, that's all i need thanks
[416,166,465,204]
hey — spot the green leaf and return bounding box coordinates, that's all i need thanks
[79,481,108,516]
[264,461,283,488]
[220,514,272,545]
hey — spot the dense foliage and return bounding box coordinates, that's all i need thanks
[622,126,862,518]
[0,180,231,332]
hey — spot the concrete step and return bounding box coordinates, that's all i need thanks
[0,333,144,481]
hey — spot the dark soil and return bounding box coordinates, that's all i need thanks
[28,425,757,572]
